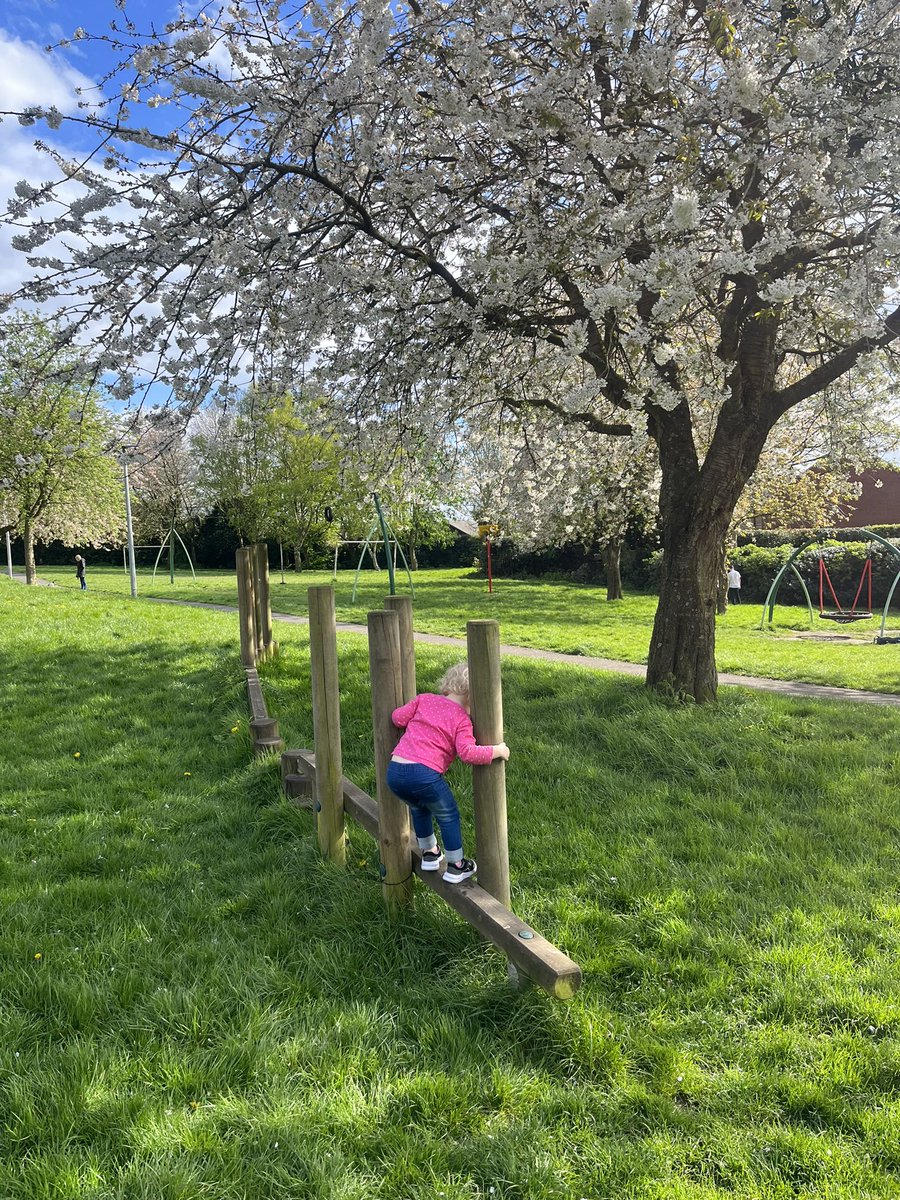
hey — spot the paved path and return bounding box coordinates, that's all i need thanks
[8,573,56,587]
[145,596,900,709]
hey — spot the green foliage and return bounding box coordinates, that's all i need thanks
[740,524,900,547]
[732,540,900,607]
[0,316,124,561]
[193,392,367,560]
[3,582,900,1197]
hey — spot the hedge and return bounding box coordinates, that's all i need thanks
[731,540,900,607]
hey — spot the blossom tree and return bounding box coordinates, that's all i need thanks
[4,0,900,696]
[466,414,658,600]
[122,410,204,560]
[0,317,123,583]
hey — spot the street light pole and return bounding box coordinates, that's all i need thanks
[5,529,12,579]
[123,459,138,599]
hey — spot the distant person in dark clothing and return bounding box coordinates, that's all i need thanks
[75,555,87,590]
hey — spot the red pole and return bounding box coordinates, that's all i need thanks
[486,537,493,594]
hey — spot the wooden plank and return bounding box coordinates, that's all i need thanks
[245,668,269,721]
[341,776,380,839]
[414,861,582,1000]
[289,750,581,998]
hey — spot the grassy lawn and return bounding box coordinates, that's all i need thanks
[2,578,900,1198]
[32,563,900,694]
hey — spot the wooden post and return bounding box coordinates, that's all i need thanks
[467,620,510,908]
[235,547,257,668]
[384,594,416,703]
[308,586,346,865]
[367,609,413,912]
[251,543,272,660]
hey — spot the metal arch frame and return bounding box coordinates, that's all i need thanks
[758,529,900,639]
[150,521,198,583]
[350,493,415,603]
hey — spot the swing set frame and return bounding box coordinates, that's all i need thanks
[759,528,900,639]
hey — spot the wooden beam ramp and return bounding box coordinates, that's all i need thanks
[244,668,283,756]
[282,749,582,1000]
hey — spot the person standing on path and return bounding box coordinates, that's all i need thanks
[386,662,510,884]
[727,564,741,605]
[75,555,87,590]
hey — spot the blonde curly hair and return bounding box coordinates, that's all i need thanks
[438,662,469,697]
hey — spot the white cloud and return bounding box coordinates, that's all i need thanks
[0,32,93,112]
[0,32,96,294]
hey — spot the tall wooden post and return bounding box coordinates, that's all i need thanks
[252,542,274,658]
[467,620,510,908]
[308,585,346,865]
[384,594,416,703]
[235,547,257,668]
[368,609,413,912]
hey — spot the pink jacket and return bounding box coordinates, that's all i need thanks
[391,693,494,774]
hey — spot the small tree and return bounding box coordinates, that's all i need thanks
[0,317,123,583]
[255,396,344,569]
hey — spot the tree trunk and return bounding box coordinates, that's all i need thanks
[646,515,727,701]
[409,536,418,571]
[605,538,623,600]
[646,378,776,700]
[24,518,35,585]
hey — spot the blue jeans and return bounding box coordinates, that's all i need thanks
[386,761,463,861]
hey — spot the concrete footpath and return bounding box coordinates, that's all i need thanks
[145,595,900,710]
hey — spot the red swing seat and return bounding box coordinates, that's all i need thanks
[818,556,873,623]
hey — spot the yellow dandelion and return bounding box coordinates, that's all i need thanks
[34,953,42,961]
[358,859,367,868]
[73,752,81,759]
[183,771,192,777]
[231,725,240,733]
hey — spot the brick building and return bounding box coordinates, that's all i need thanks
[834,468,900,529]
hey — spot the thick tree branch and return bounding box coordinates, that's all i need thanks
[772,303,900,417]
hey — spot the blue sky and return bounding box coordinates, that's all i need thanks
[0,0,198,407]
[0,0,180,292]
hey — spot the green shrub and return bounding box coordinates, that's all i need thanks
[733,540,900,608]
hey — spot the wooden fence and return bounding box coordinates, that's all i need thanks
[236,566,582,999]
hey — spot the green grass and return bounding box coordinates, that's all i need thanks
[32,563,900,694]
[2,578,900,1198]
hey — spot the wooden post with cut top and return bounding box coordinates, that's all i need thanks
[466,619,510,908]
[252,542,274,658]
[235,547,257,668]
[367,608,413,912]
[308,585,346,866]
[384,594,416,703]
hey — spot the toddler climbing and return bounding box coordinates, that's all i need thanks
[386,662,510,883]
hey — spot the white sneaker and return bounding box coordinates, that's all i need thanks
[420,849,443,872]
[442,857,477,884]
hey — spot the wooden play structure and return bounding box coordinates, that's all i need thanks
[234,552,582,999]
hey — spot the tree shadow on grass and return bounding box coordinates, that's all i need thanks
[3,616,899,1197]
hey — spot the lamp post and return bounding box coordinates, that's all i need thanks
[122,457,137,599]
[5,529,12,579]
